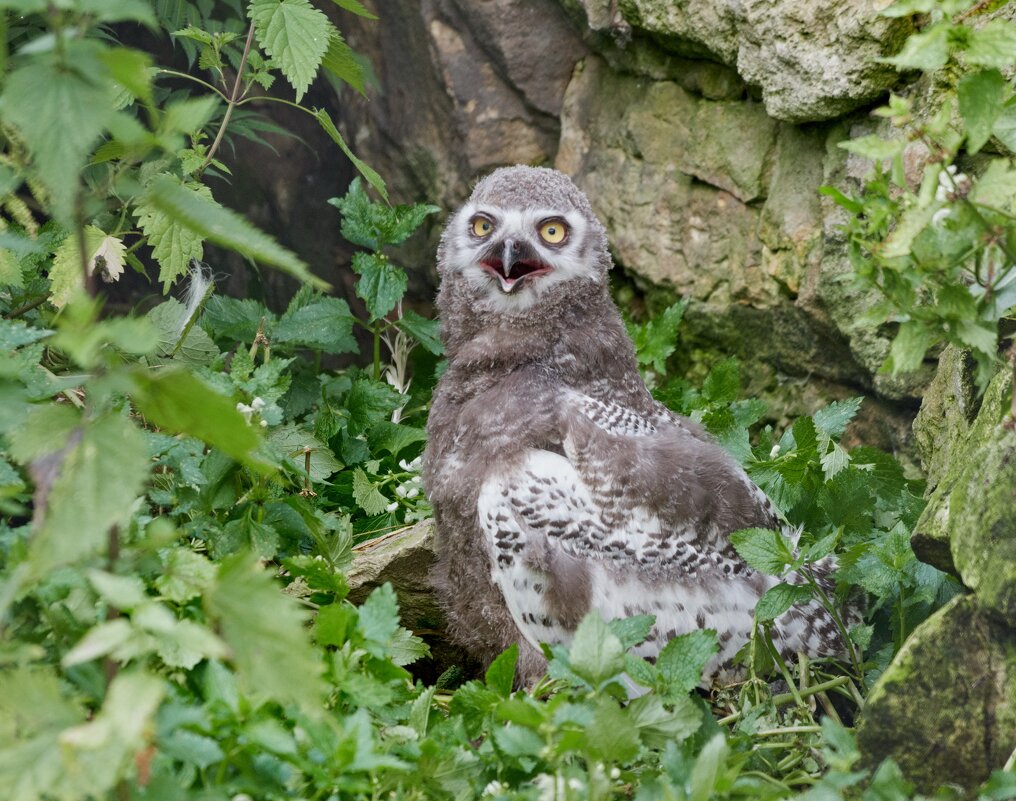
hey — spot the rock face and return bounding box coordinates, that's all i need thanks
[857,595,1016,791]
[860,357,1016,791]
[614,0,911,122]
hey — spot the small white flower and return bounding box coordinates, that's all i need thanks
[610,767,621,780]
[407,487,419,499]
[236,402,252,414]
[385,501,399,512]
[398,458,411,471]
[410,475,422,485]
[395,484,408,498]
[567,778,583,791]
[409,455,423,469]
[251,396,266,411]
[259,419,268,428]
[935,164,967,203]
[483,780,505,796]
[769,444,781,458]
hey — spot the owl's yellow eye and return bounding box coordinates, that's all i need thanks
[539,219,568,245]
[471,216,494,237]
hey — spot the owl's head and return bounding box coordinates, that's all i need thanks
[437,166,611,312]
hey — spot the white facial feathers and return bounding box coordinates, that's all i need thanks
[442,202,600,311]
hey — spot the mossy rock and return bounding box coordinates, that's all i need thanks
[857,594,1016,792]
[911,363,1013,581]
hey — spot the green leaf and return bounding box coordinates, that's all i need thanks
[329,178,438,249]
[49,226,120,307]
[155,547,217,603]
[143,175,326,288]
[395,309,444,355]
[628,693,703,748]
[958,69,1007,154]
[314,602,355,646]
[485,644,518,697]
[881,205,935,258]
[6,403,80,463]
[87,569,148,609]
[885,320,934,373]
[729,528,794,575]
[838,135,905,161]
[274,294,357,354]
[627,301,687,374]
[0,58,111,218]
[608,614,656,650]
[135,184,209,291]
[268,424,342,481]
[29,414,149,576]
[965,21,1016,68]
[356,582,399,652]
[321,28,365,94]
[366,421,427,458]
[755,583,813,621]
[569,612,626,687]
[202,295,270,343]
[352,467,388,515]
[352,254,408,321]
[0,248,23,288]
[163,95,221,135]
[992,99,1016,152]
[100,47,154,105]
[205,552,325,710]
[315,114,388,201]
[586,697,641,762]
[813,397,863,439]
[130,367,268,470]
[146,298,220,365]
[328,0,378,18]
[882,22,950,71]
[345,378,403,433]
[250,0,330,101]
[656,630,718,693]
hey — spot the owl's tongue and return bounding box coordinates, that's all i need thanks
[481,256,550,292]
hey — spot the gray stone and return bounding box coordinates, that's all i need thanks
[613,0,912,122]
[857,595,1016,793]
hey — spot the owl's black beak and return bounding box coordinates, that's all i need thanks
[479,238,552,293]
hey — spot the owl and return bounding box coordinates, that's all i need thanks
[423,165,852,686]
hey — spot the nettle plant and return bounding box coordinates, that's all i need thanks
[825,0,1016,391]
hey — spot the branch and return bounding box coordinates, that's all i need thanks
[197,22,257,176]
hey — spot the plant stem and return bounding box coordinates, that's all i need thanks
[156,69,230,102]
[373,321,382,380]
[198,22,256,176]
[5,295,47,319]
[717,676,851,725]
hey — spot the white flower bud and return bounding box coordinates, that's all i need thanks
[251,396,266,411]
[259,419,268,427]
[385,501,399,512]
[407,487,419,499]
[395,484,408,498]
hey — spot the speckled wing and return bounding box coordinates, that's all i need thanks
[477,389,840,678]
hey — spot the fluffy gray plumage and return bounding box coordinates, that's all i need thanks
[424,165,853,685]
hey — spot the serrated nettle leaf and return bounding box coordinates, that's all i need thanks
[608,614,656,650]
[356,582,400,652]
[135,181,210,290]
[49,226,120,307]
[0,58,111,219]
[586,696,641,762]
[965,20,1016,68]
[729,528,795,575]
[273,294,358,354]
[29,413,149,577]
[881,205,936,258]
[813,397,863,439]
[321,27,365,94]
[250,0,330,102]
[882,22,950,70]
[155,547,217,603]
[345,377,404,433]
[87,569,148,609]
[885,320,934,374]
[6,402,80,463]
[329,0,378,18]
[130,367,270,470]
[628,300,687,374]
[628,693,703,748]
[396,309,443,355]
[352,466,389,516]
[202,295,271,343]
[569,612,626,687]
[366,421,427,458]
[969,158,1016,210]
[205,552,325,710]
[958,69,1007,154]
[144,175,327,288]
[992,99,1016,152]
[755,583,814,622]
[656,629,718,694]
[352,252,409,321]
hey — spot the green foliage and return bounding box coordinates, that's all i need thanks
[825,0,1016,389]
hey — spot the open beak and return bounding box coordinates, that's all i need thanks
[480,238,553,293]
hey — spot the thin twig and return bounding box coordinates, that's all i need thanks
[717,676,851,725]
[156,69,230,102]
[198,22,256,176]
[5,295,47,319]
